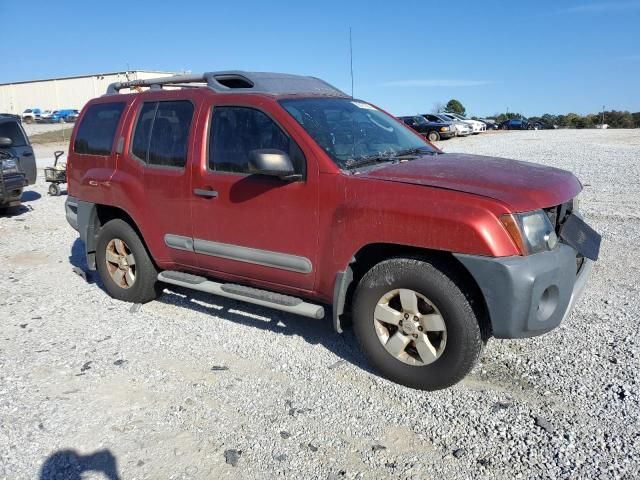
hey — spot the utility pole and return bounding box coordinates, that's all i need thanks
[349,27,354,98]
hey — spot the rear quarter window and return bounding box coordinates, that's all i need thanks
[0,121,28,147]
[74,103,125,155]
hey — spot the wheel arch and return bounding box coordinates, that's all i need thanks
[332,242,492,339]
[78,202,150,271]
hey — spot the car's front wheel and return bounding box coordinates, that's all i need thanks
[95,219,161,303]
[427,131,440,142]
[352,258,483,390]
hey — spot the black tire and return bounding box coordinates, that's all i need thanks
[95,219,160,303]
[427,131,440,142]
[48,183,60,196]
[352,258,483,390]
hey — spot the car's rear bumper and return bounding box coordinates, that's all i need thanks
[454,244,594,338]
[65,196,79,231]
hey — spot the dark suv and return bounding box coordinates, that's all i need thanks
[0,114,37,185]
[65,71,600,390]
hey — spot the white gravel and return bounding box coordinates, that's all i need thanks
[1,129,639,479]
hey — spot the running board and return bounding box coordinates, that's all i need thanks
[157,270,325,319]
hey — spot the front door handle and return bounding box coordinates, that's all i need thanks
[194,188,218,198]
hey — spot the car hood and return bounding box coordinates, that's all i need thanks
[360,153,582,211]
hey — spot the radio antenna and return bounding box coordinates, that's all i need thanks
[349,27,354,98]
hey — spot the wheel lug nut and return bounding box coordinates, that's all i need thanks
[418,326,423,331]
[413,334,418,339]
[404,313,409,319]
[414,316,419,321]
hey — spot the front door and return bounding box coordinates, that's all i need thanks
[190,103,318,292]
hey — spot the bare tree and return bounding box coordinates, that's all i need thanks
[431,102,445,114]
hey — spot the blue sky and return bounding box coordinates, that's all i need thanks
[3,1,639,117]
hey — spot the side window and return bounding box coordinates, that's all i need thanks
[148,101,194,168]
[131,100,194,168]
[0,121,28,147]
[74,103,125,155]
[131,102,156,162]
[208,106,302,175]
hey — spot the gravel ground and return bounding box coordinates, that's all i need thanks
[1,129,638,479]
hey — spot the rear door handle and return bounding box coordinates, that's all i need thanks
[194,188,218,198]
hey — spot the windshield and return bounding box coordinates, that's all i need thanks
[279,97,436,169]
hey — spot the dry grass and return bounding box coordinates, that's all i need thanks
[29,128,75,144]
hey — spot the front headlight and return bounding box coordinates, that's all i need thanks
[500,210,558,255]
[440,126,449,132]
[1,159,20,175]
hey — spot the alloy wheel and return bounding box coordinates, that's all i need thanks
[105,238,136,289]
[373,288,447,366]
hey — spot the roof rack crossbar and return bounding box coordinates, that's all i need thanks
[106,71,348,96]
[106,74,208,94]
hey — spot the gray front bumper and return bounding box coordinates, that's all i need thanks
[454,244,593,338]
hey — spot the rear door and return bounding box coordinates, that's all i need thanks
[0,120,36,185]
[120,93,199,268]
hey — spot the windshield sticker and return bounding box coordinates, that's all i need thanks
[351,101,376,110]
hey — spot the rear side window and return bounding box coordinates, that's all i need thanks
[208,106,293,174]
[0,121,28,147]
[131,100,194,168]
[74,103,125,155]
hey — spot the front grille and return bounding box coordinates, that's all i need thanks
[544,199,575,233]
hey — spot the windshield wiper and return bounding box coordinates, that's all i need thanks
[345,147,438,170]
[394,146,439,157]
[345,154,396,169]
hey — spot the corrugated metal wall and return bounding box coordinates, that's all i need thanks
[0,71,175,114]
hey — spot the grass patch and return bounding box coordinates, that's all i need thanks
[29,128,75,144]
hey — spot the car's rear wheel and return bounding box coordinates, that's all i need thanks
[352,258,483,390]
[95,219,161,303]
[427,131,440,142]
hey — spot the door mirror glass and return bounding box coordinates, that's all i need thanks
[248,149,297,180]
[0,136,12,147]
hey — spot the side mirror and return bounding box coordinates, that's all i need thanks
[248,149,299,180]
[0,137,12,147]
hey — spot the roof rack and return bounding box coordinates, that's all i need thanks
[106,71,348,97]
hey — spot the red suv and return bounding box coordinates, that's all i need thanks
[65,71,600,390]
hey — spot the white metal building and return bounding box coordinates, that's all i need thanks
[0,70,176,115]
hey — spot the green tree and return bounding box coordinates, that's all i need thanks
[445,99,466,116]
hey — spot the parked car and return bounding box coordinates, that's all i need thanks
[38,110,54,123]
[399,115,455,142]
[440,112,486,134]
[0,149,26,211]
[527,120,554,130]
[0,114,37,185]
[65,70,600,391]
[500,118,529,130]
[65,110,80,123]
[49,109,78,123]
[422,113,472,136]
[21,108,42,124]
[478,119,500,130]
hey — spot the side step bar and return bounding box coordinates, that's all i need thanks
[157,270,325,319]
